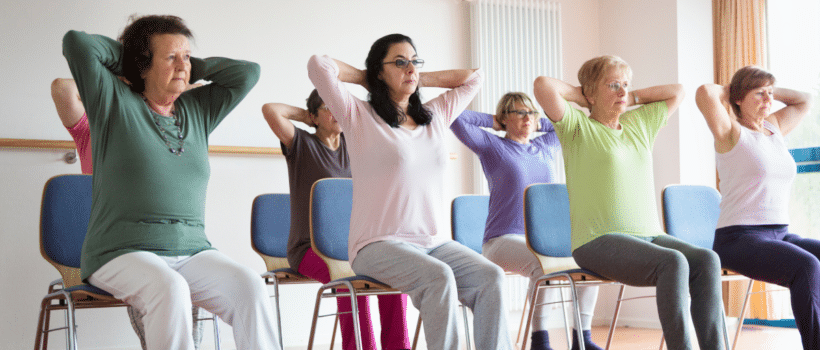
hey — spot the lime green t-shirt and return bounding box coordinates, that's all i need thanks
[553,100,669,251]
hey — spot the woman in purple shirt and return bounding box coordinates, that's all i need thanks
[451,92,602,350]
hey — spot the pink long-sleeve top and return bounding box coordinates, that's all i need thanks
[308,55,483,263]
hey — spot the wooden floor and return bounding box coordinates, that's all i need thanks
[539,325,802,350]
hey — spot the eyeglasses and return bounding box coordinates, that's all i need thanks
[606,81,629,92]
[382,58,425,69]
[318,105,330,111]
[505,110,538,119]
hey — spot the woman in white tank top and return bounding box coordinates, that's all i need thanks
[696,66,816,349]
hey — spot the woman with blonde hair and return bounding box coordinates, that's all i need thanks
[533,55,725,350]
[451,92,602,350]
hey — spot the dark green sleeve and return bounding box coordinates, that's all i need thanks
[62,30,126,126]
[184,57,261,133]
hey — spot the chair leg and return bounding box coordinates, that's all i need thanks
[272,278,284,350]
[605,285,626,350]
[516,291,530,347]
[559,287,572,344]
[65,293,78,350]
[721,308,730,350]
[412,313,422,350]
[34,297,50,350]
[344,282,364,350]
[732,279,755,350]
[211,313,221,350]
[521,278,543,350]
[566,277,586,350]
[461,304,472,350]
[307,286,326,350]
[330,314,339,349]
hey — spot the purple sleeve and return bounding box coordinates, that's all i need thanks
[538,118,555,133]
[450,110,495,154]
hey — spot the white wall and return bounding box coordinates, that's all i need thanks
[1,0,722,348]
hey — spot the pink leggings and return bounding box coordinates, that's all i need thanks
[298,248,410,350]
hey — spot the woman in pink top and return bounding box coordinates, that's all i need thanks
[308,34,512,350]
[696,66,816,349]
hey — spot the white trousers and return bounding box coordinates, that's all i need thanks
[483,234,599,331]
[89,250,279,350]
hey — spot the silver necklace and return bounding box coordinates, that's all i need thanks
[145,98,185,155]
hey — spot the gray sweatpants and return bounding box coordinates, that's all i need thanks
[572,233,725,350]
[352,240,513,350]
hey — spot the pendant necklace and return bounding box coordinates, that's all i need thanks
[145,97,185,155]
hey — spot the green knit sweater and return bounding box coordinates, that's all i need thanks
[62,30,261,280]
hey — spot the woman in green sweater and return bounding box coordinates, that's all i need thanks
[62,15,279,350]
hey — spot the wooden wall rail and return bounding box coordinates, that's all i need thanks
[0,138,283,156]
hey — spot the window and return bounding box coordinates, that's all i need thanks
[767,0,820,240]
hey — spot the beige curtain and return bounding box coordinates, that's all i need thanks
[713,0,787,320]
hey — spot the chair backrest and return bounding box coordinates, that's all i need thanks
[40,174,93,288]
[661,185,721,250]
[523,183,573,258]
[309,178,355,281]
[250,193,291,271]
[451,195,490,254]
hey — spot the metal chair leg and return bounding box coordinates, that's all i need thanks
[566,276,586,350]
[461,304,472,350]
[307,286,326,350]
[521,278,543,350]
[211,313,221,350]
[411,313,423,350]
[605,285,626,350]
[272,278,284,350]
[34,298,49,350]
[344,282,364,350]
[330,313,339,349]
[516,291,530,347]
[65,292,78,350]
[559,286,572,344]
[732,279,755,350]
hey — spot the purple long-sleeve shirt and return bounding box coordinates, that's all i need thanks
[450,110,561,243]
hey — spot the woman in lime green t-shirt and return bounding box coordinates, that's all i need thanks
[532,55,724,350]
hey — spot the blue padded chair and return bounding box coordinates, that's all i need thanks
[523,183,630,350]
[451,194,535,347]
[35,174,220,350]
[662,184,754,350]
[451,195,489,254]
[251,193,335,350]
[307,178,471,350]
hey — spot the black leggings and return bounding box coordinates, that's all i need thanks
[714,225,820,350]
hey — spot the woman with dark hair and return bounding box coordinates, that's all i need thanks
[534,55,725,350]
[62,15,278,350]
[308,34,512,350]
[696,66,815,349]
[451,92,603,350]
[50,78,207,350]
[262,90,410,350]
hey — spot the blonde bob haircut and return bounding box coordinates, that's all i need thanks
[577,55,633,99]
[495,92,540,130]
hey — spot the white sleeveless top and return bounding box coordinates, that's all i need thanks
[716,121,796,228]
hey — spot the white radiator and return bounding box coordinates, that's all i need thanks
[470,0,562,114]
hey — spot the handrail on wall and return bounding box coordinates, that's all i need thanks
[0,138,283,157]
